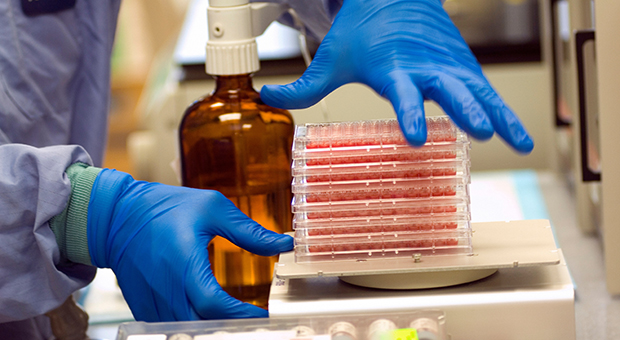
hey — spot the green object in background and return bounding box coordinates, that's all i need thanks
[380,328,419,340]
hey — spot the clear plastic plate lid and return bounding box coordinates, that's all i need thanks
[295,232,473,263]
[292,118,470,163]
[293,117,466,149]
[293,176,469,193]
[295,228,471,245]
[294,184,469,207]
[294,220,469,236]
[293,213,470,229]
[293,158,469,179]
[292,195,469,212]
[294,140,470,164]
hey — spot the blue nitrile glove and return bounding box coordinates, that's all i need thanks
[87,169,293,321]
[261,0,534,153]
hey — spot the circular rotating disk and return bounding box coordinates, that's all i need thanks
[339,268,498,289]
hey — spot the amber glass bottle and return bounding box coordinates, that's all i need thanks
[179,74,293,308]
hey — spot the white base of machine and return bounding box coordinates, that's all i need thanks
[269,253,575,340]
[269,220,576,339]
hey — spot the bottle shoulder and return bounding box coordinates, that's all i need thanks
[181,92,293,126]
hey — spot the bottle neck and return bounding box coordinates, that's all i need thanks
[213,74,255,93]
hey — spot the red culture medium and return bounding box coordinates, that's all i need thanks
[292,117,472,262]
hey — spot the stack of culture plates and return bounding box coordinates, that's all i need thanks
[291,118,472,262]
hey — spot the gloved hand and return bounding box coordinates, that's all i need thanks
[261,0,534,153]
[87,169,293,321]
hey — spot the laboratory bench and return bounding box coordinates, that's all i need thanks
[85,169,620,339]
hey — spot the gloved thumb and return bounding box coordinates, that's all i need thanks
[260,55,340,109]
[207,192,294,256]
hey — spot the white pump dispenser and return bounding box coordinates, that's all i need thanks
[206,0,288,75]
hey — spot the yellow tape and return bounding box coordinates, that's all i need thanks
[380,328,419,340]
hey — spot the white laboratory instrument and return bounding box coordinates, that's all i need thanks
[271,118,574,339]
[553,0,620,295]
[270,220,575,340]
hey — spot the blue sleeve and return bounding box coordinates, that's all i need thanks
[0,143,96,323]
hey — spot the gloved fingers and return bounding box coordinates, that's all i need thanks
[465,77,534,153]
[260,47,340,109]
[418,72,494,141]
[381,73,428,146]
[185,252,268,320]
[206,191,294,256]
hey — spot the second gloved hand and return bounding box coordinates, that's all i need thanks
[261,0,533,153]
[87,169,293,321]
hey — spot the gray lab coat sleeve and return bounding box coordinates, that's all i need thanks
[251,0,342,41]
[256,0,444,41]
[0,142,96,323]
[0,0,119,326]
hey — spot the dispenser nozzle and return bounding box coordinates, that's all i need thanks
[206,1,288,75]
